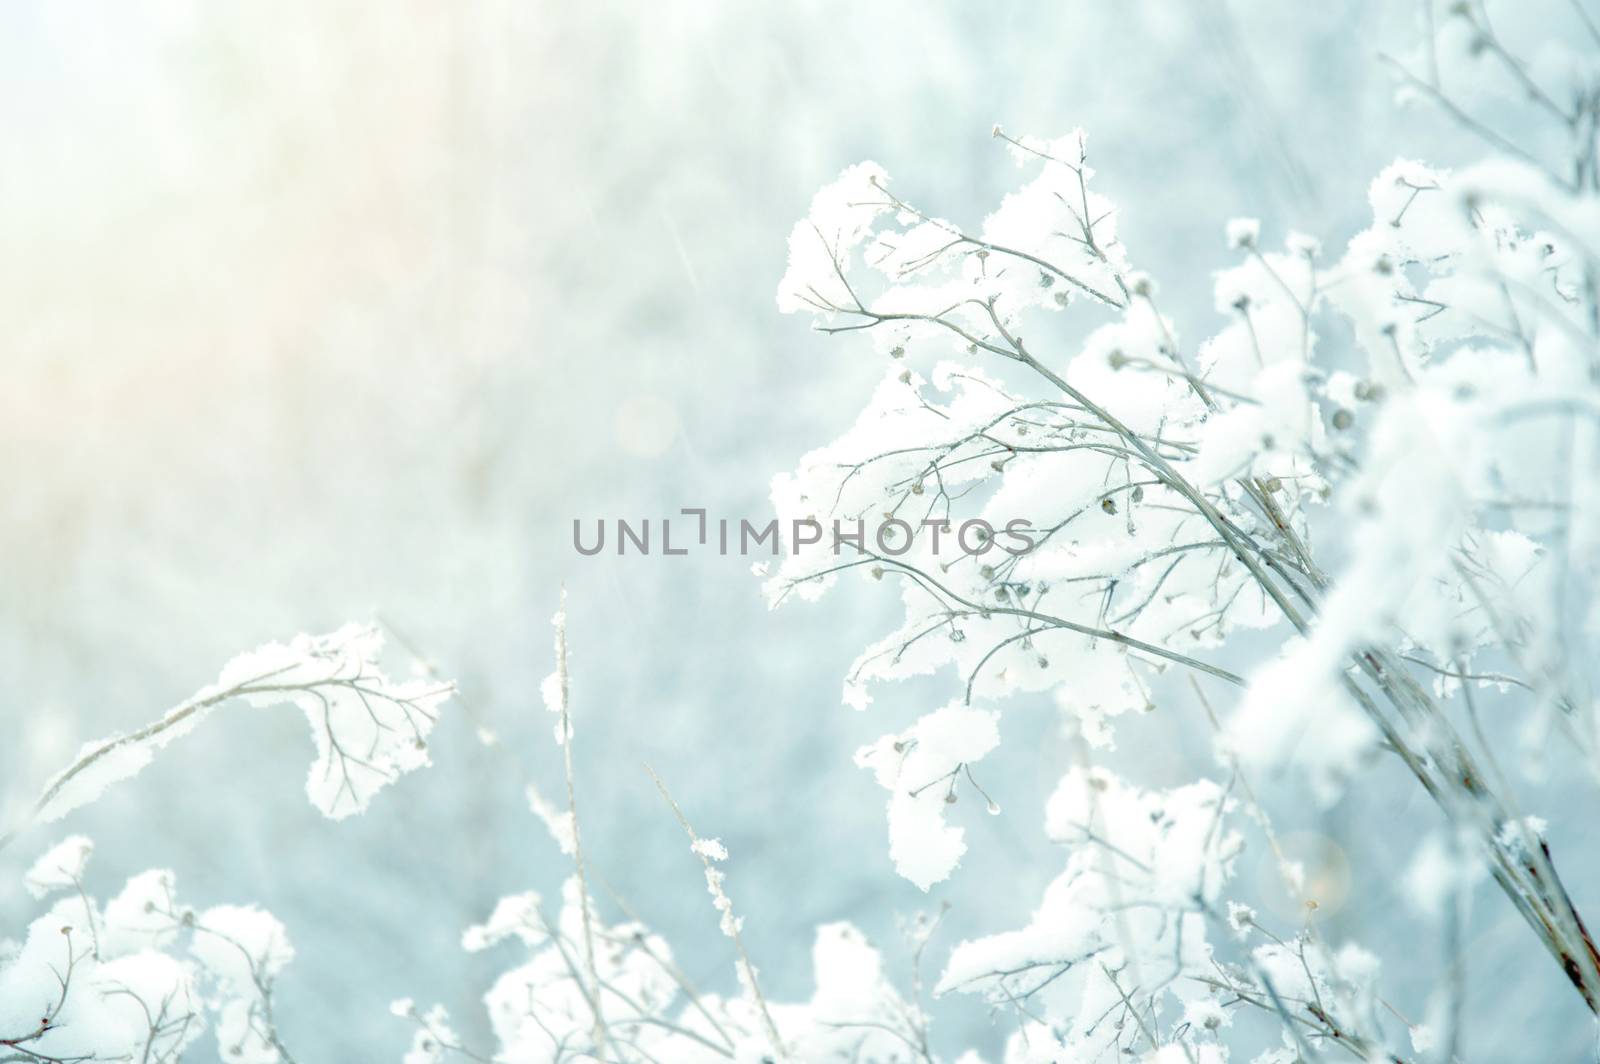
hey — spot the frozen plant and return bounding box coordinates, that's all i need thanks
[0,626,454,1062]
[5,624,455,842]
[772,0,1600,1057]
[393,597,948,1063]
[3,838,294,1063]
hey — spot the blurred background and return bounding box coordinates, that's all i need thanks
[2,1,1591,1059]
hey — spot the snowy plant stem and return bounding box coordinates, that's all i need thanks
[1007,338,1600,1013]
[591,868,740,1054]
[0,664,283,852]
[550,591,611,1056]
[1018,319,1600,1010]
[1008,346,1311,632]
[645,766,787,1062]
[871,553,1246,684]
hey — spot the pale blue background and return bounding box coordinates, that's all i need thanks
[1,2,1588,1059]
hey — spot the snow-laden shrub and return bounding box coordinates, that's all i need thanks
[1,625,449,1061]
[760,2,1600,1059]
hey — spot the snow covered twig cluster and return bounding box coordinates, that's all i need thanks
[1,625,449,1062]
[764,2,1600,1058]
